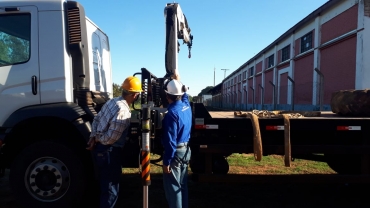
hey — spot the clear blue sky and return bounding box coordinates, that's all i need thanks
[78,0,328,96]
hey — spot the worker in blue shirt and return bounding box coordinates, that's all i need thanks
[162,75,192,208]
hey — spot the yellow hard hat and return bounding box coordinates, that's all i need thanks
[121,76,143,93]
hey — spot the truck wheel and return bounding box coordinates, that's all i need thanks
[189,153,205,174]
[325,154,361,174]
[331,89,370,116]
[9,141,86,208]
[190,153,229,174]
[212,155,229,174]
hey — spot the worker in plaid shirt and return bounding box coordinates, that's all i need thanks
[86,76,142,208]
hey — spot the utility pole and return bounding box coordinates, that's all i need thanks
[221,69,229,79]
[214,66,215,86]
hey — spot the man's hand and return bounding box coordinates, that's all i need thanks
[162,165,171,174]
[171,73,180,81]
[86,137,96,151]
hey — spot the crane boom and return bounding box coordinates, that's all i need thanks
[164,3,193,79]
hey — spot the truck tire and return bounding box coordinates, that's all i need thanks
[212,155,229,174]
[189,153,205,174]
[190,153,229,174]
[9,141,86,208]
[331,89,370,116]
[325,154,361,175]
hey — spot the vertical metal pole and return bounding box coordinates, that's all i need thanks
[228,92,231,109]
[221,69,229,79]
[227,91,233,109]
[238,90,242,110]
[244,87,248,111]
[250,87,255,110]
[214,67,215,87]
[219,94,221,108]
[269,81,276,110]
[222,94,224,108]
[259,84,264,109]
[141,107,151,208]
[234,91,236,110]
[143,186,148,208]
[234,92,237,110]
[287,76,295,111]
[226,93,228,109]
[314,68,324,111]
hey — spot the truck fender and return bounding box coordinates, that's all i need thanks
[1,103,92,169]
[3,102,87,128]
[3,102,91,146]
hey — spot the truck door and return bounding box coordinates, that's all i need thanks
[0,6,39,126]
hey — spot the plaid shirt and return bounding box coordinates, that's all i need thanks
[90,96,131,145]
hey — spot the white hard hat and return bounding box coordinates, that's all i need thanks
[164,79,184,95]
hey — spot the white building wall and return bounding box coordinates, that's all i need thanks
[313,15,321,105]
[293,21,316,41]
[276,37,291,51]
[357,0,370,89]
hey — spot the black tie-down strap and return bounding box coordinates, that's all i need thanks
[174,145,190,165]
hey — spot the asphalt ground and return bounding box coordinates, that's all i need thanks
[2,170,370,208]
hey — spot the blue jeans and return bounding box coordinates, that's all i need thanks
[163,146,191,208]
[93,143,122,208]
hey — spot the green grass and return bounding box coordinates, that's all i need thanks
[122,154,163,174]
[122,153,336,175]
[226,153,336,174]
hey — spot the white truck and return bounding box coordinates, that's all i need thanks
[0,0,113,207]
[0,0,193,207]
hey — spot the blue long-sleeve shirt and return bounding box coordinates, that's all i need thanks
[162,93,192,166]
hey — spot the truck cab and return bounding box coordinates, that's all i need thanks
[0,0,112,206]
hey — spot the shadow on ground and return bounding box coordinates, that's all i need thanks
[2,170,370,208]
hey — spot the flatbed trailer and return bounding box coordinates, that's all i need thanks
[135,68,370,179]
[188,103,370,178]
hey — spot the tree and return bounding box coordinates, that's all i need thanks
[0,32,29,65]
[0,40,9,64]
[198,86,213,96]
[188,94,193,102]
[7,35,29,62]
[112,83,122,97]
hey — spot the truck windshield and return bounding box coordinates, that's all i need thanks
[0,13,30,67]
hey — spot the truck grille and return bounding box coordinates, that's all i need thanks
[67,8,81,44]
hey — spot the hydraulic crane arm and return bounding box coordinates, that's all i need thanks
[164,3,193,78]
[136,3,193,108]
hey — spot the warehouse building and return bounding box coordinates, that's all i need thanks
[210,0,370,111]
